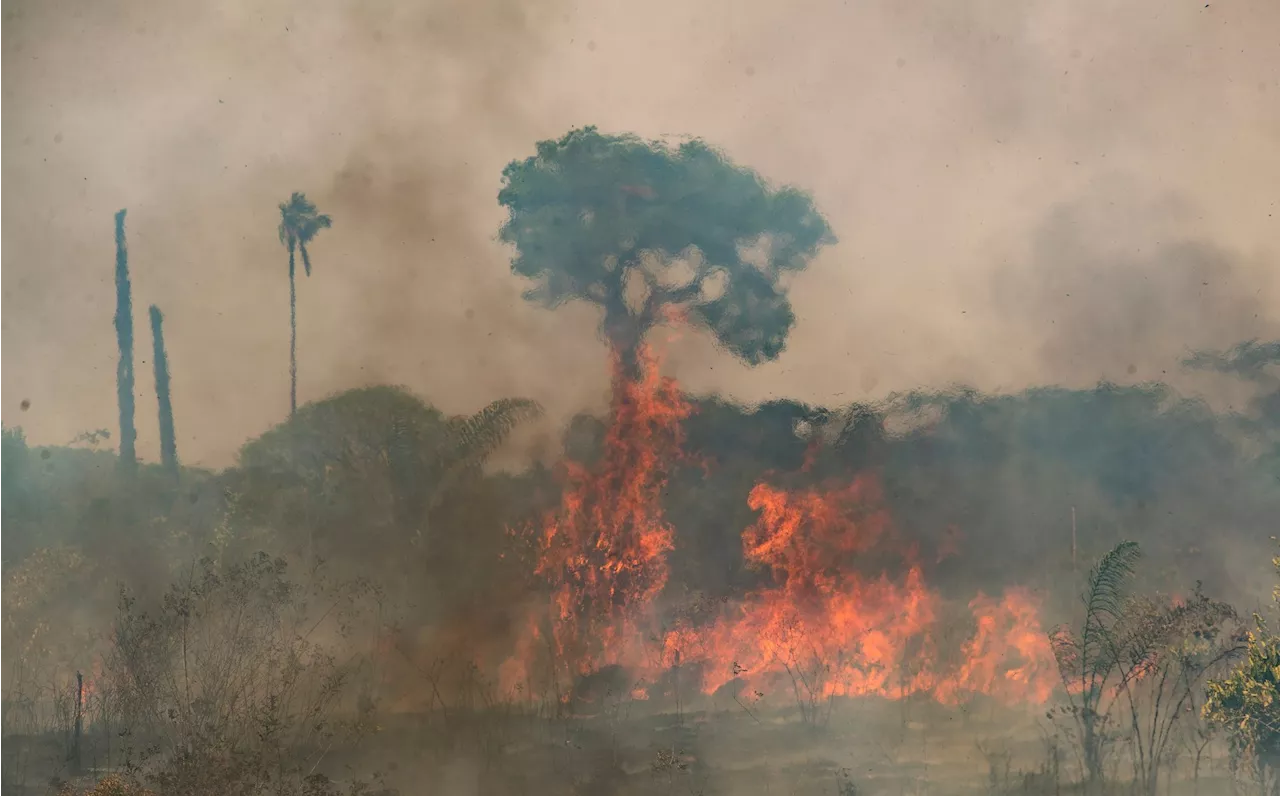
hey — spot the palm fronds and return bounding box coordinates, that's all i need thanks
[1082,540,1141,663]
[278,192,332,277]
[443,398,544,471]
[415,399,545,525]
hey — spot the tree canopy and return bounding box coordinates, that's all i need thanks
[277,192,331,277]
[498,126,835,367]
[230,386,542,559]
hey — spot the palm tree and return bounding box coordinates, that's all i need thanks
[114,209,137,472]
[149,305,178,478]
[277,192,332,417]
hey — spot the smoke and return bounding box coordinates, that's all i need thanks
[3,0,1278,470]
[2,0,597,467]
[993,183,1275,389]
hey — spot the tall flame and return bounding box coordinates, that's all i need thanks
[503,344,691,694]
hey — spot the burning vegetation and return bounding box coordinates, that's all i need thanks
[4,126,1280,796]
[499,341,1059,718]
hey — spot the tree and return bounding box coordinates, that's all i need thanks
[498,126,835,379]
[277,193,332,417]
[230,386,541,561]
[2,427,32,531]
[1111,587,1239,795]
[1204,547,1280,794]
[1049,540,1142,789]
[1049,541,1241,795]
[148,306,178,478]
[113,210,137,472]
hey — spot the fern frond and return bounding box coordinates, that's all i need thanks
[1081,540,1141,675]
[1084,541,1140,623]
[444,398,544,469]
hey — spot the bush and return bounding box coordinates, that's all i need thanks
[104,553,376,796]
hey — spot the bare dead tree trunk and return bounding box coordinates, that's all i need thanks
[71,671,83,775]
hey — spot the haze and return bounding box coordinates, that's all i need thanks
[3,0,1278,467]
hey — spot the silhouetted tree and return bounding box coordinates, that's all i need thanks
[277,193,332,417]
[149,305,178,478]
[1049,540,1142,789]
[230,386,541,560]
[498,126,835,380]
[113,209,137,471]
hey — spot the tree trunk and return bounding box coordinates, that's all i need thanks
[70,671,83,775]
[289,245,298,417]
[114,209,137,472]
[1083,713,1103,793]
[149,305,179,478]
[1192,743,1203,796]
[603,302,647,386]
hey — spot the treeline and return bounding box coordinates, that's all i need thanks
[4,339,1277,619]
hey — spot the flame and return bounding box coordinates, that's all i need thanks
[78,657,104,706]
[500,346,1059,709]
[680,479,942,700]
[663,481,1055,706]
[502,343,691,694]
[934,589,1057,705]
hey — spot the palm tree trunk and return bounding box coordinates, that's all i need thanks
[289,245,298,417]
[149,305,178,478]
[113,209,137,472]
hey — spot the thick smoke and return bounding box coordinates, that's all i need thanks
[4,0,1277,467]
[994,185,1275,389]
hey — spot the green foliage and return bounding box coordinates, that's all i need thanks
[1184,339,1280,383]
[1082,541,1142,661]
[1114,586,1241,794]
[278,191,332,416]
[498,126,834,364]
[278,192,332,278]
[445,396,544,474]
[1204,627,1280,779]
[2,427,32,527]
[1048,541,1142,786]
[231,386,541,559]
[829,380,1274,596]
[1048,540,1141,697]
[1204,550,1280,785]
[880,383,1235,504]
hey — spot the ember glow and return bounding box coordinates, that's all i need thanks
[501,347,1058,709]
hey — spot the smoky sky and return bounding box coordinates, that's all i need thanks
[3,0,1278,467]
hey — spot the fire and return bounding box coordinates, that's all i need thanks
[78,657,104,706]
[500,345,1059,709]
[679,480,942,701]
[934,589,1057,705]
[502,344,691,694]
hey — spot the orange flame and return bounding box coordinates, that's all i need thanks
[501,348,1058,708]
[502,344,691,693]
[678,479,942,700]
[934,589,1057,705]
